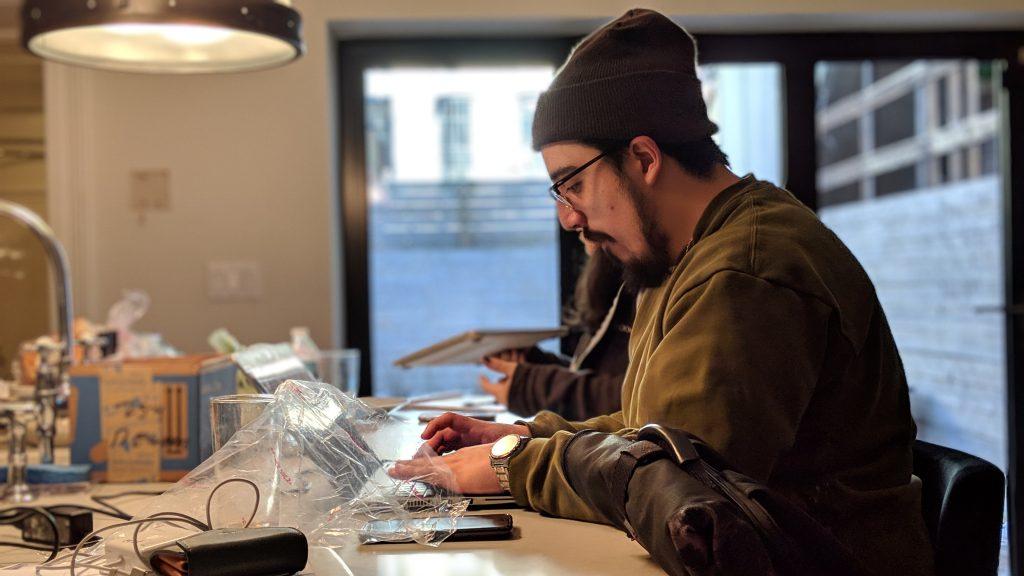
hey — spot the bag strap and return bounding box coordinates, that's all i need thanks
[608,439,667,539]
[635,424,800,566]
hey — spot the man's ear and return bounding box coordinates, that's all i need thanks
[628,136,662,186]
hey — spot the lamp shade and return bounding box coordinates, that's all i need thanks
[21,0,304,74]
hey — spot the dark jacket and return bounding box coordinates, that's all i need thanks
[507,175,935,576]
[507,288,634,420]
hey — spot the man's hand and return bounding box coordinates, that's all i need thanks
[420,412,530,454]
[388,444,503,494]
[479,373,511,405]
[490,349,526,363]
[479,354,520,405]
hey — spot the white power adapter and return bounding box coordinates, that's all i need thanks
[102,524,195,574]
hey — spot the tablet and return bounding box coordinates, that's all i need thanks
[393,328,567,368]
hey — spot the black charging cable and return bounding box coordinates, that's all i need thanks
[0,489,166,561]
[0,506,61,561]
[91,490,166,520]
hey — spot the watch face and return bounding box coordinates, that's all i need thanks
[491,434,521,459]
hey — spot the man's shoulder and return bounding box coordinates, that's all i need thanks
[667,178,878,345]
[675,181,834,294]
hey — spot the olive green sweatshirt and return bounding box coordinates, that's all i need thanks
[507,175,934,576]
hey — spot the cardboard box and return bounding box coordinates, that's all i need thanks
[69,355,237,482]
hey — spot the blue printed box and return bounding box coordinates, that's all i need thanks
[69,355,236,482]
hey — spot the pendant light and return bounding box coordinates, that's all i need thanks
[21,0,304,74]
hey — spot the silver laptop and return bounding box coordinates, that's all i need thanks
[396,481,517,509]
[330,414,518,510]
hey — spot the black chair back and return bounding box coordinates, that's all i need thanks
[913,440,1005,576]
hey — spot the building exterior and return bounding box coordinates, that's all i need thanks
[817,60,1006,470]
[817,60,1000,206]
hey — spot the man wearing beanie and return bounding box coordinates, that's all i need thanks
[392,9,934,575]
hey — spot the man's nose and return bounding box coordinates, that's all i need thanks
[557,203,586,231]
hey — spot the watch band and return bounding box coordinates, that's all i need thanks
[493,462,513,493]
[490,435,529,493]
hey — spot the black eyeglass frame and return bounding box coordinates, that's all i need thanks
[547,150,611,208]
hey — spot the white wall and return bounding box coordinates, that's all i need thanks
[43,0,1024,353]
[821,176,1006,469]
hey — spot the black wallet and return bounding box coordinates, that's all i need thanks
[149,527,308,576]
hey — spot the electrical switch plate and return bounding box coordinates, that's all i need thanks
[206,261,263,301]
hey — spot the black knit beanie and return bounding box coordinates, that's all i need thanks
[532,8,718,150]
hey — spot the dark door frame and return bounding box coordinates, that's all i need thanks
[337,30,1024,572]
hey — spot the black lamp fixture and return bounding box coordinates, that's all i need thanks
[20,0,304,74]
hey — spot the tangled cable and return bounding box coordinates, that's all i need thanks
[0,489,169,566]
[0,507,60,562]
[90,490,165,520]
[35,478,259,576]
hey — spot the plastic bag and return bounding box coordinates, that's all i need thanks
[105,290,179,359]
[105,290,150,333]
[148,379,464,540]
[290,326,320,363]
[43,380,467,574]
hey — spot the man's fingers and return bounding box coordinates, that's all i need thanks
[485,348,516,363]
[389,458,437,481]
[480,375,510,407]
[389,456,458,491]
[421,412,460,439]
[424,432,446,452]
[479,374,500,395]
[387,459,422,480]
[414,441,441,459]
[499,348,526,362]
[425,427,460,453]
[483,356,515,375]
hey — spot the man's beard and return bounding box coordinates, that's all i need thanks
[604,177,674,292]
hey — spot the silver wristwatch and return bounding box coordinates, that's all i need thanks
[489,434,530,493]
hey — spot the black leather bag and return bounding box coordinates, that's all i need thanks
[562,424,871,576]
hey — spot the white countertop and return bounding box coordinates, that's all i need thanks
[0,484,663,575]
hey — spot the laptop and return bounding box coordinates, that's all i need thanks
[324,411,518,510]
[396,481,517,510]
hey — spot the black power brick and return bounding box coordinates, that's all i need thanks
[20,507,93,547]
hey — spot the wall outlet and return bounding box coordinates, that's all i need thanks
[206,261,263,301]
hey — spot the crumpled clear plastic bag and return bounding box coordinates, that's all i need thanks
[54,380,468,573]
[105,290,180,359]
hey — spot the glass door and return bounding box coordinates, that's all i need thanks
[362,65,561,397]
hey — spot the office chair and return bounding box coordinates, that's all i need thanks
[913,439,1005,576]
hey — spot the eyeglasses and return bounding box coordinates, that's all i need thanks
[548,150,610,209]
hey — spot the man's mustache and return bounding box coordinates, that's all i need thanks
[581,229,614,244]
